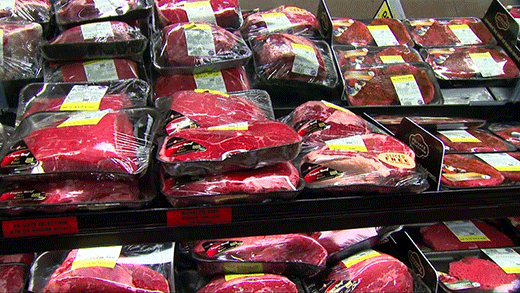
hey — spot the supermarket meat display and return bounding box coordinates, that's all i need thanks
[46,59,140,82]
[367,18,412,45]
[0,0,51,22]
[333,18,411,46]
[441,154,505,187]
[55,0,142,23]
[437,129,514,152]
[490,124,520,147]
[197,274,298,293]
[449,256,519,290]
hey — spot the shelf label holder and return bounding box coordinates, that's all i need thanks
[2,216,78,238]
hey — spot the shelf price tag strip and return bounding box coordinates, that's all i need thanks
[167,207,232,226]
[2,216,78,238]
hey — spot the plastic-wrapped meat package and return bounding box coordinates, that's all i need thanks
[441,154,505,188]
[158,120,302,176]
[241,5,319,39]
[488,123,520,148]
[0,0,51,23]
[0,21,43,81]
[153,66,250,100]
[333,18,412,46]
[324,250,413,293]
[155,0,242,29]
[424,46,520,80]
[300,133,427,193]
[343,63,438,106]
[406,17,496,47]
[436,129,515,152]
[191,234,328,277]
[156,89,271,135]
[420,220,514,251]
[160,162,301,207]
[474,152,520,183]
[335,46,423,68]
[198,274,298,293]
[0,253,33,293]
[45,59,140,82]
[314,228,379,255]
[282,100,371,144]
[449,257,520,291]
[54,0,149,25]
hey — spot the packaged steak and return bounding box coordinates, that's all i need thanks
[251,33,337,86]
[153,66,250,100]
[0,263,30,293]
[0,108,159,179]
[0,0,51,23]
[41,21,148,61]
[154,89,274,135]
[405,17,496,47]
[29,243,174,293]
[155,0,242,29]
[44,59,143,83]
[474,152,520,183]
[153,22,251,74]
[488,122,520,148]
[157,120,302,176]
[436,129,516,153]
[189,234,328,277]
[322,250,413,293]
[198,274,299,293]
[54,0,152,28]
[333,18,413,47]
[299,133,429,194]
[160,162,303,207]
[441,154,505,188]
[0,21,43,81]
[334,45,423,69]
[342,63,442,106]
[240,5,320,39]
[16,79,149,125]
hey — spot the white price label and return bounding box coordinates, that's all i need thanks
[83,59,119,82]
[438,130,480,143]
[184,24,215,57]
[0,0,15,11]
[475,153,520,172]
[326,135,368,152]
[469,52,504,77]
[390,74,425,105]
[72,246,122,270]
[443,221,490,242]
[184,1,216,24]
[448,24,482,45]
[263,13,293,33]
[61,85,108,111]
[194,71,227,92]
[291,43,319,77]
[482,248,520,274]
[93,0,129,15]
[81,21,115,40]
[368,25,399,46]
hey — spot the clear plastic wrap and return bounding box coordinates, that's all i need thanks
[240,5,320,40]
[0,21,43,81]
[342,63,442,106]
[441,87,496,104]
[333,18,413,47]
[441,154,505,188]
[251,33,337,86]
[299,133,429,194]
[153,66,250,101]
[436,129,517,153]
[155,0,242,29]
[405,17,497,47]
[334,45,423,69]
[189,234,327,277]
[0,108,159,179]
[0,0,51,23]
[16,79,149,125]
[372,115,487,132]
[44,59,142,83]
[488,122,520,148]
[160,162,303,207]
[474,152,520,184]
[155,89,274,135]
[197,274,299,293]
[153,22,251,74]
[157,120,302,176]
[42,21,148,61]
[29,244,174,293]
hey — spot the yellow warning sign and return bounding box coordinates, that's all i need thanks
[375,1,393,19]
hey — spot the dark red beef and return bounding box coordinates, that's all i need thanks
[449,257,519,290]
[369,46,422,64]
[367,18,412,45]
[155,0,240,29]
[48,59,140,82]
[333,18,372,46]
[441,154,505,187]
[410,18,495,47]
[55,0,140,23]
[494,126,520,147]
[437,129,513,152]
[0,254,34,265]
[51,21,140,43]
[198,274,298,293]
[0,264,27,293]
[0,0,51,22]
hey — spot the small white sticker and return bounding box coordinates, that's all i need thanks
[469,52,504,77]
[367,25,399,46]
[58,109,111,128]
[326,135,368,152]
[184,24,215,57]
[83,60,119,82]
[475,153,520,172]
[80,22,115,40]
[438,130,481,142]
[482,248,520,274]
[72,246,122,270]
[263,13,293,33]
[448,24,482,45]
[291,43,319,77]
[93,0,129,15]
[443,221,490,242]
[0,0,15,11]
[61,85,108,111]
[194,71,227,92]
[184,1,216,24]
[390,75,425,105]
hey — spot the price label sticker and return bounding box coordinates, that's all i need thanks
[184,1,216,24]
[58,109,110,127]
[81,21,115,40]
[72,246,122,270]
[2,217,78,238]
[438,130,481,142]
[83,59,119,82]
[469,52,504,77]
[225,273,265,281]
[291,43,319,77]
[263,12,293,33]
[167,208,232,226]
[379,55,405,64]
[482,248,520,274]
[448,24,482,45]
[61,85,108,111]
[443,221,490,242]
[0,0,15,10]
[443,172,491,182]
[322,101,351,113]
[93,0,129,15]
[368,25,399,46]
[390,74,425,105]
[475,153,520,172]
[342,250,380,268]
[184,24,216,57]
[208,122,248,131]
[326,135,368,152]
[194,71,227,92]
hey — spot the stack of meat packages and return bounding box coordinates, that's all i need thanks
[0,0,161,215]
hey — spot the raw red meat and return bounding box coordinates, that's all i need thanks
[153,67,250,100]
[325,250,413,293]
[51,21,141,43]
[155,0,241,29]
[449,257,519,290]
[0,253,34,265]
[287,100,371,142]
[500,152,520,181]
[43,249,170,293]
[314,228,378,254]
[510,7,520,18]
[425,47,520,79]
[0,0,51,22]
[420,220,514,251]
[441,154,505,187]
[0,264,27,293]
[47,59,140,82]
[197,274,298,293]
[437,129,513,152]
[55,0,141,23]
[493,126,520,147]
[336,47,422,68]
[367,18,412,45]
[0,22,43,80]
[301,133,417,190]
[333,18,372,46]
[253,33,327,83]
[241,5,319,39]
[345,63,435,106]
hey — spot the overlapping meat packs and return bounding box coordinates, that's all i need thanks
[198,274,298,293]
[441,154,505,187]
[0,0,51,22]
[54,0,143,23]
[50,21,143,44]
[436,129,514,152]
[333,18,412,46]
